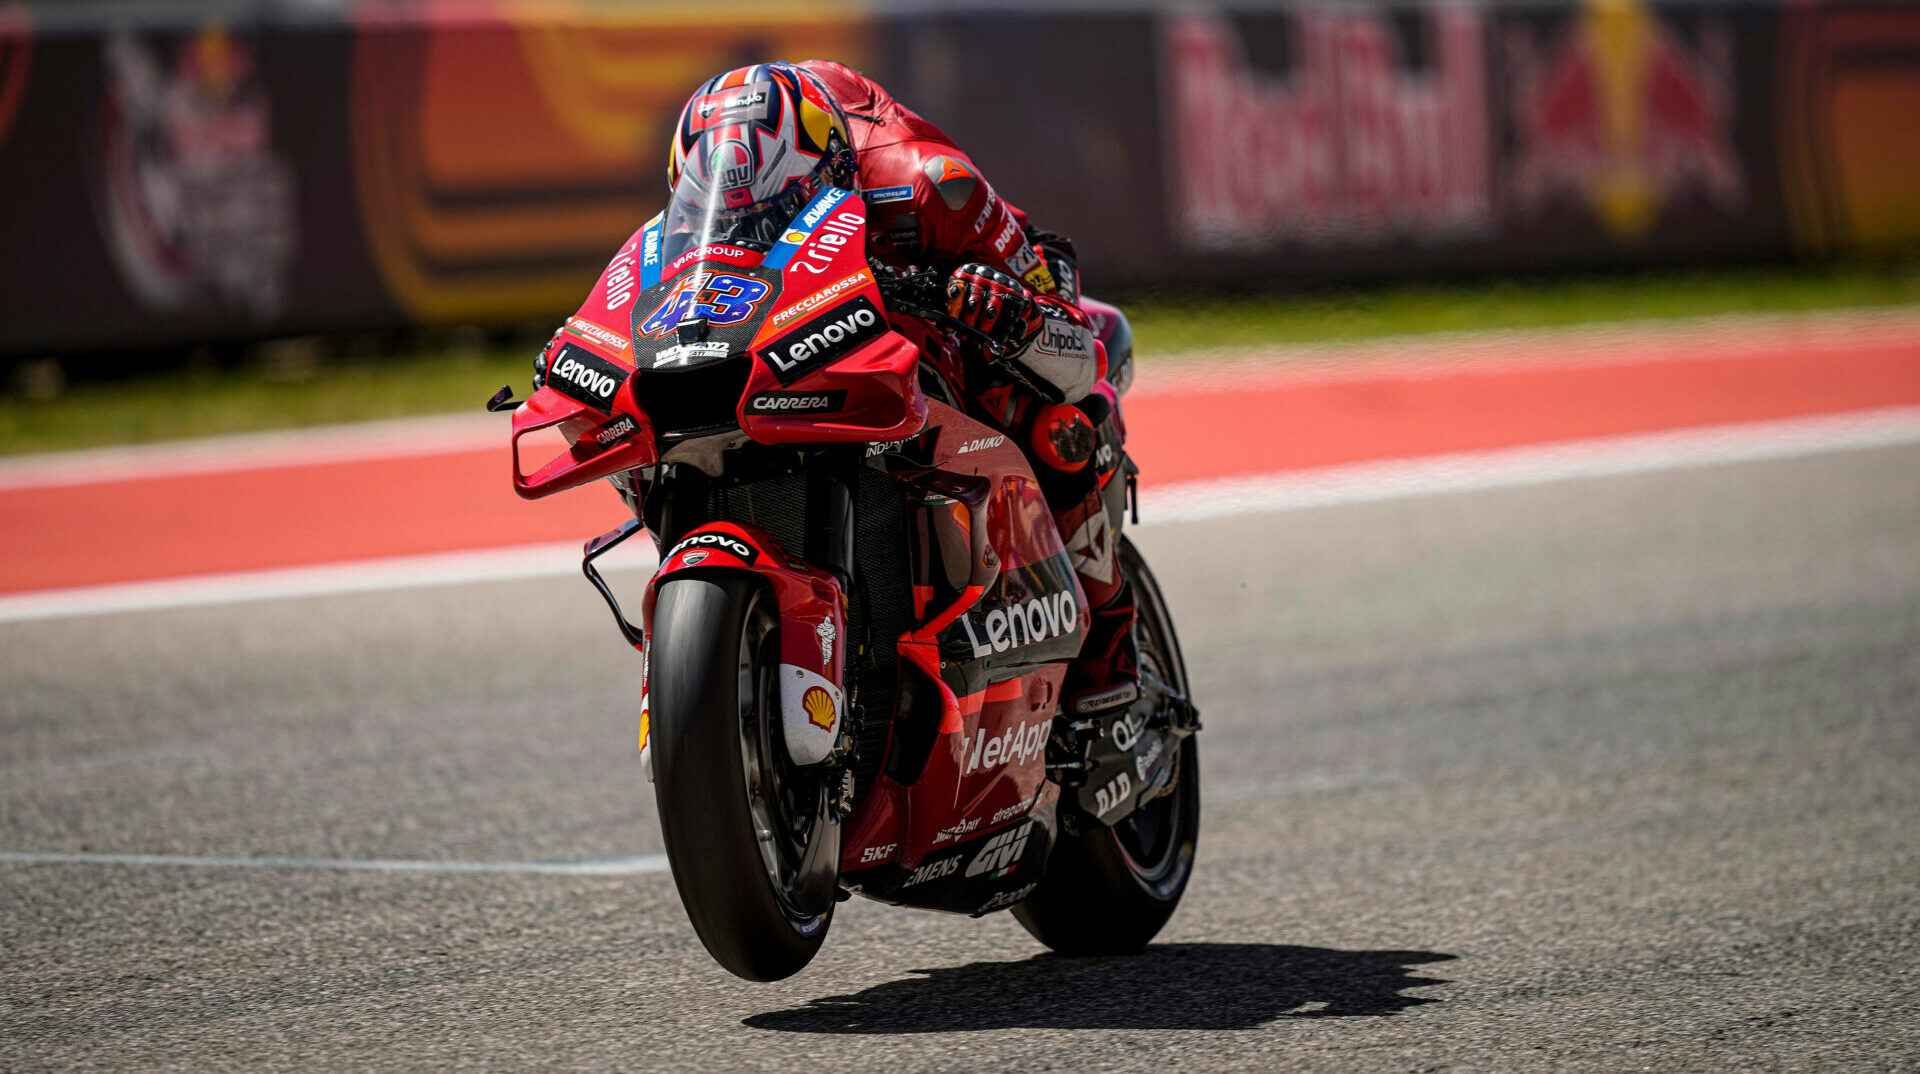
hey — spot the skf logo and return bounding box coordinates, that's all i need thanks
[964,826,1030,879]
[802,686,836,731]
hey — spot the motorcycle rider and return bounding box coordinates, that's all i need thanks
[660,60,1139,717]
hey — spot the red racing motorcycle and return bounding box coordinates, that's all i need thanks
[497,177,1200,981]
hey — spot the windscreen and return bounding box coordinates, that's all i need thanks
[660,161,820,266]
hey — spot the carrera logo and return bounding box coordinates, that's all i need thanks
[958,590,1079,659]
[963,716,1050,776]
[964,825,1030,879]
[668,531,757,565]
[770,269,873,328]
[589,414,638,447]
[761,295,886,385]
[546,344,628,411]
[748,390,847,414]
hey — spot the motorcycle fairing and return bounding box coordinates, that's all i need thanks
[641,521,849,768]
[510,223,660,500]
[838,403,1086,912]
[739,189,927,444]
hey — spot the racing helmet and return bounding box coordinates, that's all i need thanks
[665,62,854,249]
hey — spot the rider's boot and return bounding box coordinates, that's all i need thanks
[1064,581,1139,716]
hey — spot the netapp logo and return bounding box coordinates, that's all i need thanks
[761,295,886,385]
[668,531,757,564]
[958,590,1079,659]
[963,716,1049,775]
[748,390,847,414]
[546,344,628,411]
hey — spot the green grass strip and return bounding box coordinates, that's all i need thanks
[5,259,1918,456]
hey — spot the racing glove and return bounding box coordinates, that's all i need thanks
[946,263,1044,355]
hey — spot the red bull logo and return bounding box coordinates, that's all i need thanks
[1506,0,1745,238]
[1160,7,1494,252]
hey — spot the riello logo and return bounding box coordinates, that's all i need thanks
[958,590,1078,658]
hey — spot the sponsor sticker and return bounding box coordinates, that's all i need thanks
[933,817,980,844]
[760,295,887,385]
[652,340,731,368]
[903,853,963,888]
[747,389,848,414]
[770,268,873,329]
[587,413,638,448]
[957,589,1080,660]
[977,882,1038,913]
[866,184,914,203]
[955,434,1006,454]
[802,685,836,730]
[858,842,897,864]
[545,343,629,411]
[567,316,631,354]
[964,826,1030,879]
[962,715,1050,776]
[667,531,757,564]
[1094,771,1133,817]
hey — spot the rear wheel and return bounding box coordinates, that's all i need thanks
[650,575,834,981]
[1014,538,1200,955]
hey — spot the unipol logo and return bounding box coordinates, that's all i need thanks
[1161,8,1493,251]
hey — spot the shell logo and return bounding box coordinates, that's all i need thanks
[782,229,808,245]
[802,685,836,731]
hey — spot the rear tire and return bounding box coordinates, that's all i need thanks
[1014,538,1200,955]
[651,575,830,981]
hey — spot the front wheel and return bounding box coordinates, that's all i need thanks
[650,574,835,981]
[1014,537,1200,955]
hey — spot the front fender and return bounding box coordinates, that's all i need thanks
[640,522,847,768]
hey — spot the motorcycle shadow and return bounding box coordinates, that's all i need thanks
[743,943,1456,1034]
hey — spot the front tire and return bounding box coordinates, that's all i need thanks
[650,575,831,981]
[1014,538,1200,955]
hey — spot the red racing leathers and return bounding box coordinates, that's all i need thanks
[800,61,1137,714]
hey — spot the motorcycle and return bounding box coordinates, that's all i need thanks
[495,179,1201,981]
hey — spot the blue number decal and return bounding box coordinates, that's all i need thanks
[637,272,770,338]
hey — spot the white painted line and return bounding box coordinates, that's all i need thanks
[0,850,671,876]
[0,411,501,492]
[0,540,653,624]
[2,406,1915,624]
[1144,407,1920,523]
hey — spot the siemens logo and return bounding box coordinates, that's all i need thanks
[761,296,886,385]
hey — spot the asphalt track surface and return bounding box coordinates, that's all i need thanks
[4,444,1917,1071]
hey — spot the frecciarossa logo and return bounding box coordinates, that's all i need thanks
[760,295,886,385]
[545,343,628,411]
[667,531,757,565]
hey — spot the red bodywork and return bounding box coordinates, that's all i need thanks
[510,191,1080,909]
